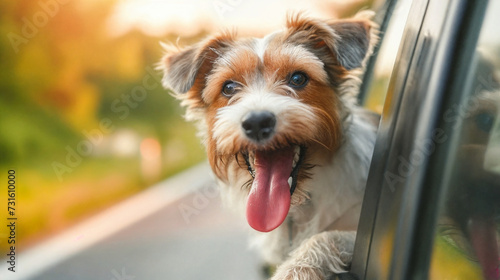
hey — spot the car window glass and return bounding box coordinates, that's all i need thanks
[428,2,500,279]
[362,0,413,113]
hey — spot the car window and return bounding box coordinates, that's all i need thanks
[360,0,413,113]
[352,0,496,279]
[428,1,500,279]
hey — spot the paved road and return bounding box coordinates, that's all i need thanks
[0,163,263,280]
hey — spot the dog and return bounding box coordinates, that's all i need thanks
[160,11,379,280]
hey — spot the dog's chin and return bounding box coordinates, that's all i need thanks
[239,144,306,232]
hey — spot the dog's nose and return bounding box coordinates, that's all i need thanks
[242,111,276,142]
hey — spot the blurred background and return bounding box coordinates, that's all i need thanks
[0,0,385,275]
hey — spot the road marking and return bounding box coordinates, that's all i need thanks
[0,162,213,280]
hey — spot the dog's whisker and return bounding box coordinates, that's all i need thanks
[242,178,253,190]
[310,138,332,152]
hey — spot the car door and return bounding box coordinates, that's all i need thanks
[351,0,499,279]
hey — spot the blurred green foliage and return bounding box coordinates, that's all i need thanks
[0,0,190,162]
[0,0,206,252]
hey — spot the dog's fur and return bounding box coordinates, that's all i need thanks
[160,11,379,280]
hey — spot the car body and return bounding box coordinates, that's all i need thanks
[349,0,500,279]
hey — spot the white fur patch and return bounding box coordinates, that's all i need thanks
[253,31,279,62]
[212,91,317,153]
[249,108,378,264]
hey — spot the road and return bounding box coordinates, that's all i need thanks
[0,163,263,280]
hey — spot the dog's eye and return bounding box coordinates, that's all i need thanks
[222,81,240,97]
[474,112,494,133]
[288,72,309,88]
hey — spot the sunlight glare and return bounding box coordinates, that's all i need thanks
[107,0,349,37]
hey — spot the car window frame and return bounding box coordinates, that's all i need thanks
[357,0,399,105]
[351,0,490,279]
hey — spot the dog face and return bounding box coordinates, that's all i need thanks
[160,13,374,232]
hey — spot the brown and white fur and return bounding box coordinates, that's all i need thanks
[160,11,379,280]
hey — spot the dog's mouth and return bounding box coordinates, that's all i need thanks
[243,145,305,232]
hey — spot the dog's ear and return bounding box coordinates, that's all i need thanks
[328,18,373,70]
[160,33,235,94]
[286,11,376,71]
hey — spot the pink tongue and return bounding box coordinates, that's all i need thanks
[246,148,294,232]
[467,217,500,280]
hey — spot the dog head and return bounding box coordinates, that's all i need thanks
[160,12,376,232]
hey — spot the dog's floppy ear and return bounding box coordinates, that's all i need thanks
[160,33,235,94]
[286,11,376,71]
[328,18,373,70]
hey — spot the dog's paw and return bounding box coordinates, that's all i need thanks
[271,265,324,280]
[270,231,356,280]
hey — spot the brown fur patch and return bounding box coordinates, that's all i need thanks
[162,13,375,193]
